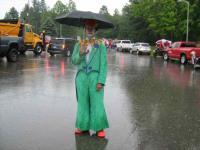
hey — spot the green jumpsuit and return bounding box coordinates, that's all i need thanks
[72,42,109,131]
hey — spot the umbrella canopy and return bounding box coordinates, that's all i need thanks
[55,10,114,29]
[156,39,167,44]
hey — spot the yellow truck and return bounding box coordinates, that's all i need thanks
[0,19,43,55]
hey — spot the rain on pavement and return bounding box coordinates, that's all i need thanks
[1,50,200,150]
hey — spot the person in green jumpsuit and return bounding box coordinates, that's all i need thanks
[72,19,109,138]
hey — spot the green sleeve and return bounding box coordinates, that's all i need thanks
[98,44,107,85]
[71,43,82,65]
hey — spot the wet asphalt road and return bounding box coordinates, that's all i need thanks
[1,50,200,150]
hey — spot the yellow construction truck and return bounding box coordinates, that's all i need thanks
[0,19,43,55]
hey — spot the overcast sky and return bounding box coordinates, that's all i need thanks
[0,0,129,19]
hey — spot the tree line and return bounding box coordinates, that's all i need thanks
[3,0,200,44]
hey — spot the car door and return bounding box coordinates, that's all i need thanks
[24,25,33,46]
[173,42,182,59]
[168,42,180,59]
[133,43,138,51]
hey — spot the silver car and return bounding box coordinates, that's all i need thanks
[130,43,151,54]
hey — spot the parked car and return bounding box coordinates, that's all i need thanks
[111,40,119,49]
[163,41,200,67]
[130,42,151,54]
[116,40,133,52]
[48,37,76,56]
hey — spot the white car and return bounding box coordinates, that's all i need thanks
[130,42,151,54]
[116,40,133,52]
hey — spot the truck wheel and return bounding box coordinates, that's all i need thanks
[34,44,42,55]
[7,48,18,62]
[163,53,168,61]
[180,55,186,64]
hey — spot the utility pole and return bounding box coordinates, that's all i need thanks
[27,0,30,23]
[178,0,190,42]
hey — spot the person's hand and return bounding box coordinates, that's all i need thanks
[96,83,103,91]
[80,42,87,55]
[80,44,87,55]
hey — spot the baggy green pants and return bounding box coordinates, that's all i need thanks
[75,71,109,131]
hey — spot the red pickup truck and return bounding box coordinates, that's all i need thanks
[163,41,200,66]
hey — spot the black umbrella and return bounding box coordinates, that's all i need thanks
[55,10,114,29]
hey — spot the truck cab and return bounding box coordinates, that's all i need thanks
[164,41,200,66]
[0,19,43,55]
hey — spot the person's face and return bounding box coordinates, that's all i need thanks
[85,24,96,38]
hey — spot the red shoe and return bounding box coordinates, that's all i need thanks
[97,130,105,138]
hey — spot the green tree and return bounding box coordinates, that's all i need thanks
[31,0,42,33]
[40,0,47,13]
[51,0,77,37]
[126,0,177,43]
[114,9,120,16]
[20,4,30,23]
[98,5,114,39]
[99,5,109,15]
[52,0,68,15]
[40,17,57,36]
[110,9,121,39]
[118,5,133,40]
[186,0,200,41]
[4,7,19,19]
[68,0,76,12]
[147,0,176,40]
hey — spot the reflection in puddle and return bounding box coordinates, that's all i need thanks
[60,60,65,76]
[45,54,50,73]
[44,54,67,77]
[119,53,125,72]
[75,135,108,150]
[154,61,200,88]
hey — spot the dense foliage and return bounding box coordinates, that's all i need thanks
[3,0,200,43]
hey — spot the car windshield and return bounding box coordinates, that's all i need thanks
[171,42,181,48]
[122,41,131,43]
[51,39,64,44]
[115,41,120,43]
[141,43,149,47]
